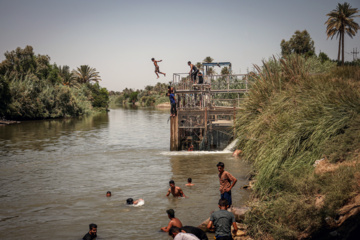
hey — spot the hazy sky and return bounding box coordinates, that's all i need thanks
[1,0,359,91]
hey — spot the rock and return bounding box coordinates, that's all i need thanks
[197,217,210,232]
[231,206,251,222]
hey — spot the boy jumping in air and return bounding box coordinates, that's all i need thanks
[151,58,166,78]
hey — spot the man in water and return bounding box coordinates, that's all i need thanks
[126,198,144,206]
[169,226,200,240]
[207,199,238,240]
[161,209,183,232]
[217,162,237,206]
[188,61,199,83]
[106,191,111,197]
[185,178,194,187]
[166,180,186,197]
[82,223,97,240]
[151,58,166,78]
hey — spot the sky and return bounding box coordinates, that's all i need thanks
[0,0,359,92]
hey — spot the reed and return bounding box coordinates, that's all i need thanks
[235,55,360,238]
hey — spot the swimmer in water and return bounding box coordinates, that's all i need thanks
[126,198,144,206]
[166,180,186,198]
[161,209,183,232]
[106,191,111,197]
[185,178,194,187]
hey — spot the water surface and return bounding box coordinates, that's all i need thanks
[0,107,251,239]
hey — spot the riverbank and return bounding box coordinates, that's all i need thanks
[233,56,360,239]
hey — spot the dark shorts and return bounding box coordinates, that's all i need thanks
[155,66,160,72]
[221,191,232,206]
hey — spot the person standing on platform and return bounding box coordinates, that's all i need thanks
[188,61,199,83]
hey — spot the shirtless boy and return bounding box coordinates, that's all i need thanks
[161,209,183,232]
[151,58,166,78]
[185,178,194,187]
[167,180,186,197]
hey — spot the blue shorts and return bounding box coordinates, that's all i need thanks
[221,191,232,206]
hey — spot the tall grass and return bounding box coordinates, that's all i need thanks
[235,55,360,238]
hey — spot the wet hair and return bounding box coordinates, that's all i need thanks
[166,209,175,218]
[218,199,229,207]
[89,223,97,230]
[169,226,181,236]
[187,178,192,183]
[106,191,111,194]
[216,162,225,168]
[151,58,154,61]
[169,180,175,185]
[188,61,191,64]
[126,198,134,205]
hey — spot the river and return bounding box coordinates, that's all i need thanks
[0,107,251,240]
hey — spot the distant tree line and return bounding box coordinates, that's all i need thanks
[0,45,109,120]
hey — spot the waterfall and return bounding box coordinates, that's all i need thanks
[223,138,239,152]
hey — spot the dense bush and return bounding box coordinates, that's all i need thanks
[235,55,360,239]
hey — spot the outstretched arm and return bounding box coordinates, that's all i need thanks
[161,221,173,232]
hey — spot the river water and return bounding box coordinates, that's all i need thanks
[0,107,251,240]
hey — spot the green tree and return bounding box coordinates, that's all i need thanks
[72,65,101,84]
[280,30,315,56]
[318,51,330,63]
[203,56,214,63]
[325,2,360,65]
[221,67,230,75]
[86,82,109,108]
[0,75,11,117]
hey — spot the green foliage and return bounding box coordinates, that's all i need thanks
[72,65,101,84]
[0,46,109,120]
[85,82,109,108]
[325,2,360,64]
[281,30,315,57]
[235,55,360,239]
[0,75,11,117]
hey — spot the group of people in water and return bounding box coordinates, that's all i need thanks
[83,162,238,240]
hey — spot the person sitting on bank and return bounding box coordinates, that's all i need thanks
[207,199,238,240]
[185,178,194,187]
[169,226,200,240]
[126,198,144,206]
[161,209,183,232]
[167,180,186,197]
[82,223,97,240]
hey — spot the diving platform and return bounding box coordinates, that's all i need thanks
[170,62,251,151]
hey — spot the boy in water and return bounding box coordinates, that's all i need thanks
[161,209,183,232]
[167,180,186,197]
[151,58,166,78]
[82,223,97,240]
[185,178,194,187]
[217,162,237,207]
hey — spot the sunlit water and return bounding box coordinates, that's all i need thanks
[0,107,251,240]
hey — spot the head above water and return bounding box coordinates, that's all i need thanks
[89,223,97,235]
[169,180,175,187]
[166,208,175,218]
[187,178,192,183]
[106,191,111,197]
[126,198,134,205]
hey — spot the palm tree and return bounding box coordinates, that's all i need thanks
[72,65,101,84]
[325,2,359,65]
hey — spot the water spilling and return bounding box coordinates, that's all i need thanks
[0,107,251,239]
